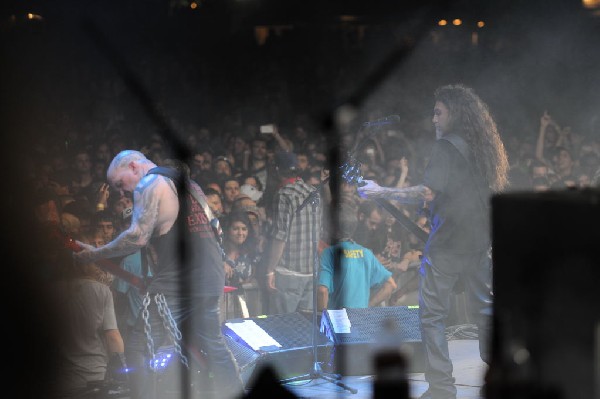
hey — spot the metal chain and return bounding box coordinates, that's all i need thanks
[155,293,189,369]
[141,293,156,368]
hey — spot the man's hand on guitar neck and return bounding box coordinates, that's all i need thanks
[356,179,383,199]
[357,179,411,200]
[357,179,434,203]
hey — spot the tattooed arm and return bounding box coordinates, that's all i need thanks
[357,179,435,204]
[75,174,167,262]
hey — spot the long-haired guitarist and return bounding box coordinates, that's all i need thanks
[358,84,509,399]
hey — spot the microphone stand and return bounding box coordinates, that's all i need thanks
[280,117,401,394]
[280,118,392,393]
[279,185,358,394]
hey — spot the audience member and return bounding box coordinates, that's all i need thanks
[226,134,251,176]
[295,149,312,174]
[317,203,396,311]
[222,211,262,318]
[204,187,225,218]
[535,111,563,167]
[62,199,93,236]
[263,151,322,315]
[532,177,551,192]
[221,176,241,214]
[353,200,385,249]
[70,148,101,203]
[245,136,270,190]
[383,154,410,188]
[550,146,577,188]
[190,150,217,187]
[61,212,82,240]
[92,210,117,244]
[388,214,429,306]
[205,180,223,195]
[51,234,126,398]
[213,155,234,181]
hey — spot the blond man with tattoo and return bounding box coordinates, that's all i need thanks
[74,150,242,399]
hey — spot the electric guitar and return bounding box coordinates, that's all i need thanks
[341,154,430,243]
[53,226,240,296]
[52,226,148,290]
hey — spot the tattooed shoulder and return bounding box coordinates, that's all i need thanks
[133,175,163,219]
[130,175,164,238]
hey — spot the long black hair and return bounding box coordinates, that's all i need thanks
[435,84,509,192]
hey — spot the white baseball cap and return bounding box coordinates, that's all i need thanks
[240,183,263,202]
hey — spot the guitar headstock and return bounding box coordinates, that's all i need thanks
[64,235,82,252]
[48,223,82,253]
[340,153,366,187]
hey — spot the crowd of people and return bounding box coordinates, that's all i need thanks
[30,84,599,397]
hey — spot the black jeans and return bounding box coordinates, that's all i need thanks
[125,294,243,399]
[419,250,492,399]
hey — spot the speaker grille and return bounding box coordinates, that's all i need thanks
[223,312,333,385]
[326,306,421,344]
[321,306,425,374]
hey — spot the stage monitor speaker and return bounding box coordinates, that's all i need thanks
[222,312,333,386]
[320,306,425,375]
[490,189,600,399]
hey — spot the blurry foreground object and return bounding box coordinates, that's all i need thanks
[487,188,600,399]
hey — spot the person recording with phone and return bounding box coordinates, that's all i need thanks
[358,84,509,399]
[244,123,293,214]
[259,123,292,154]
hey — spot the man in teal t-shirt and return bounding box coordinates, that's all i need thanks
[317,203,396,311]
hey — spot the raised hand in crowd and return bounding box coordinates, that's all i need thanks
[95,183,111,212]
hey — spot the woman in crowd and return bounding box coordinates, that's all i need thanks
[222,210,262,319]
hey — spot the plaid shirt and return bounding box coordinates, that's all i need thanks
[270,178,322,274]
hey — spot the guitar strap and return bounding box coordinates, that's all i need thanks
[439,133,489,214]
[147,167,230,265]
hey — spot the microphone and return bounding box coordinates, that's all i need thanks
[362,115,401,127]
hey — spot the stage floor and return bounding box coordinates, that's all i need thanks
[279,339,486,399]
[100,338,485,399]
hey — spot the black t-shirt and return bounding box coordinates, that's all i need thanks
[422,138,490,254]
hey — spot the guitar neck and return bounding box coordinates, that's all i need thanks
[340,156,429,244]
[59,230,146,290]
[95,258,146,290]
[374,199,429,243]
